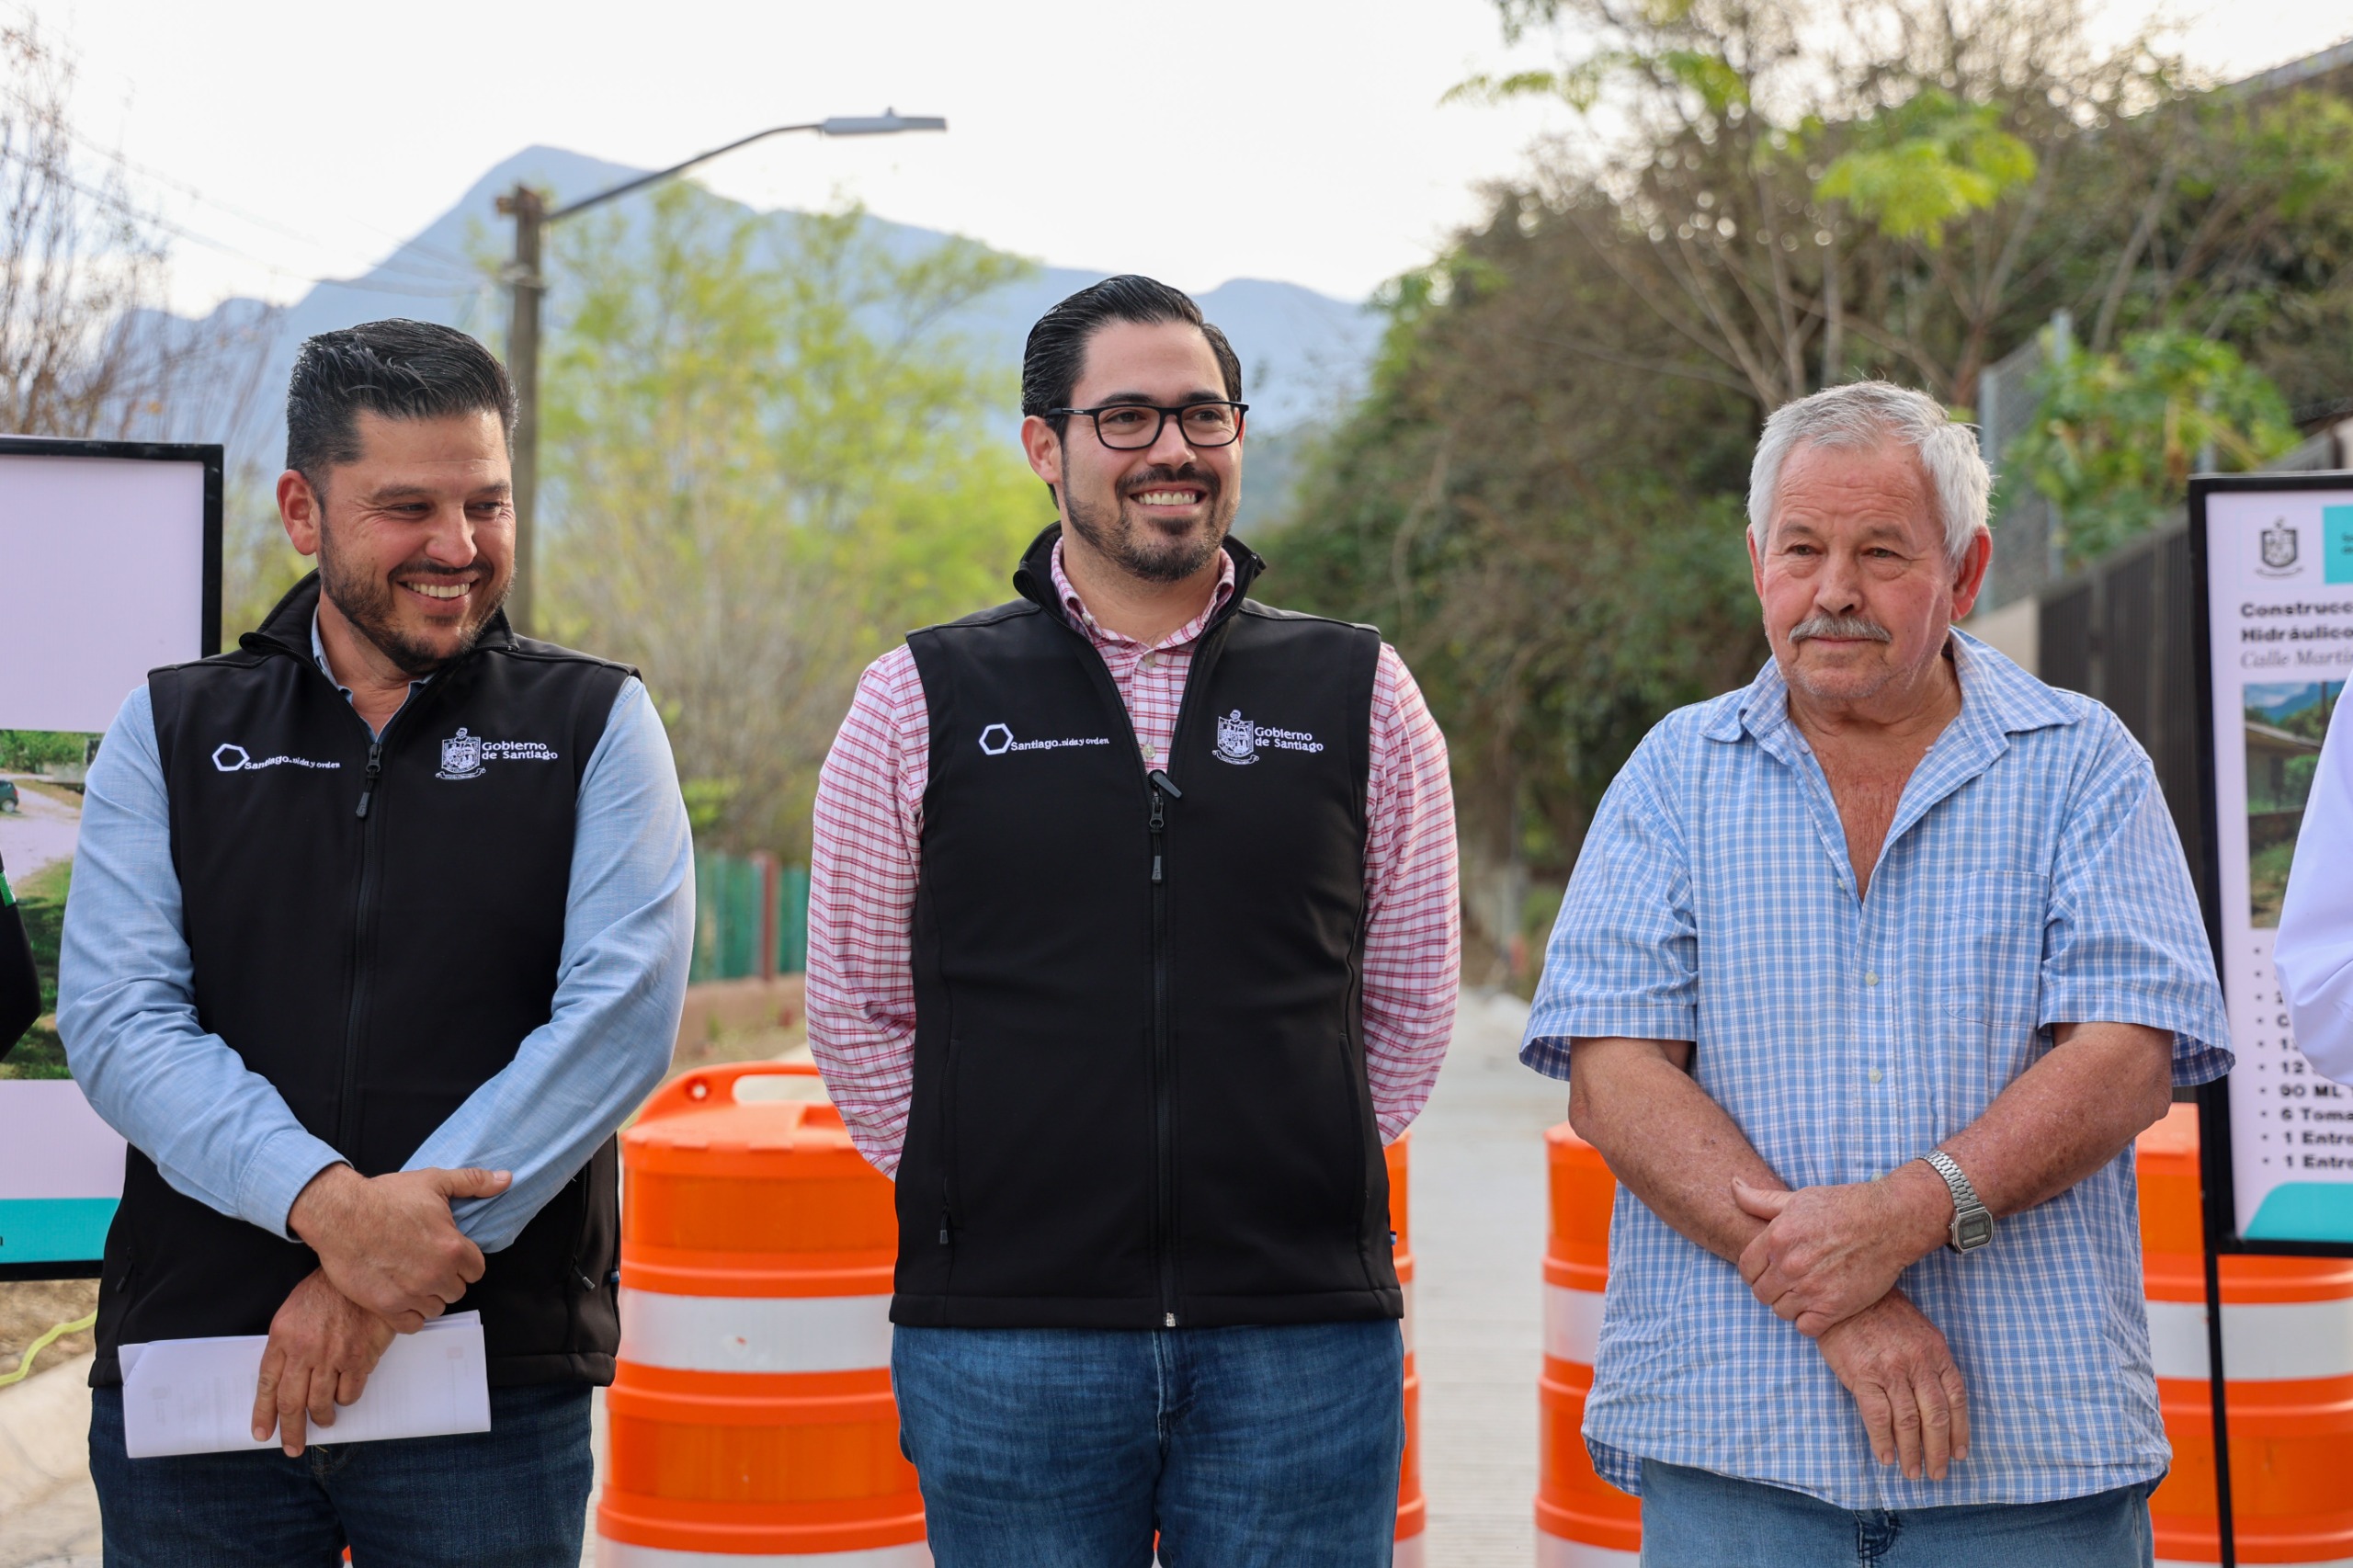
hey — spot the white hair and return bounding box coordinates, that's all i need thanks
[1746,381,1990,562]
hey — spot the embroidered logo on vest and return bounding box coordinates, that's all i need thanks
[211,744,340,773]
[978,723,1111,756]
[438,728,486,779]
[1214,710,1259,765]
[1213,710,1326,764]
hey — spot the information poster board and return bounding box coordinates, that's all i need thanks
[2192,472,2353,1254]
[0,437,221,1278]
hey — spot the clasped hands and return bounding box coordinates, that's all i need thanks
[249,1163,510,1456]
[1731,1165,1970,1483]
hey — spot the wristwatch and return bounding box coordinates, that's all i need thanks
[1920,1149,1994,1252]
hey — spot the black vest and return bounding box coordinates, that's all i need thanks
[91,574,632,1388]
[891,528,1399,1329]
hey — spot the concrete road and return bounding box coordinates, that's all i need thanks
[1411,988,1561,1566]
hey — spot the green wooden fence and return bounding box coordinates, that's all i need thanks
[688,852,809,983]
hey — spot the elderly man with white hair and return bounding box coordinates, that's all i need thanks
[1521,381,2230,1565]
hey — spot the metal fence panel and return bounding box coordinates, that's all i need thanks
[689,850,810,983]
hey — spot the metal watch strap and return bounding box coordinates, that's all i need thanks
[1922,1149,1993,1252]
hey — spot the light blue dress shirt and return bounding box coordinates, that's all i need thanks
[1522,631,2230,1510]
[58,616,695,1252]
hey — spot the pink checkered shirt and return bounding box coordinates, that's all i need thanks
[808,540,1461,1175]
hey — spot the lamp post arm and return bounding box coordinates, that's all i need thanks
[546,122,825,223]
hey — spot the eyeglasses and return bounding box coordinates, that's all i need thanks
[1049,401,1248,450]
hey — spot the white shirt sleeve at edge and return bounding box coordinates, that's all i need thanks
[2278,693,2353,1084]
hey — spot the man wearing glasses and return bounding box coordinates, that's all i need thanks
[808,275,1460,1566]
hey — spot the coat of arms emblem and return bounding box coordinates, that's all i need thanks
[437,727,485,780]
[2261,519,2301,574]
[1213,710,1259,765]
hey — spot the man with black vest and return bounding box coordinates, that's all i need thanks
[809,276,1461,1565]
[58,320,693,1565]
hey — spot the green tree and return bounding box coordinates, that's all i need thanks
[2009,328,2299,566]
[1269,222,1768,975]
[1450,0,2146,406]
[539,185,1044,856]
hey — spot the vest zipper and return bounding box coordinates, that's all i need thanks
[355,741,382,819]
[335,737,387,1152]
[1046,587,1240,1333]
[1147,767,1180,1327]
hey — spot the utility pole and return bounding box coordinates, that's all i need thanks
[495,184,547,637]
[494,111,945,637]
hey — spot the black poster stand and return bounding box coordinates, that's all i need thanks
[2188,472,2353,1566]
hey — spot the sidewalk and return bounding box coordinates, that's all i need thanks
[0,1353,99,1568]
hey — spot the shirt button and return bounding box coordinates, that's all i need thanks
[1870,1069,1884,1084]
[1141,653,1157,669]
[1140,743,1157,761]
[1865,971,1880,987]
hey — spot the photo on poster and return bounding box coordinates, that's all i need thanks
[1,728,102,1079]
[0,439,218,1274]
[2245,680,2342,927]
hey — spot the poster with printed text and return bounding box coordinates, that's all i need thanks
[2203,482,2353,1244]
[0,445,216,1273]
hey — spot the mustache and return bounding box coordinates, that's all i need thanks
[1790,613,1893,643]
[1121,463,1218,497]
[390,562,488,584]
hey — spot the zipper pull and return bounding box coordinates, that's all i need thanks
[355,741,383,818]
[1147,768,1178,833]
[1147,769,1182,800]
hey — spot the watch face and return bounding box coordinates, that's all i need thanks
[1956,1210,1995,1249]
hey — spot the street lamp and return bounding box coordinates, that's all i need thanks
[494,110,948,635]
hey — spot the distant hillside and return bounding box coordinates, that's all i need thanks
[163,145,1378,483]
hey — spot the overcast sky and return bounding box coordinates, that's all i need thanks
[28,0,2353,316]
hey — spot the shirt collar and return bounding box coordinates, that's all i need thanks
[1708,626,2078,746]
[310,610,433,701]
[1048,536,1237,652]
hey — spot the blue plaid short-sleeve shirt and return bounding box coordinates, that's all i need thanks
[1522,631,2230,1509]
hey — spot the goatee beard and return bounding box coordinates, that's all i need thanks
[1063,464,1236,585]
[317,529,505,678]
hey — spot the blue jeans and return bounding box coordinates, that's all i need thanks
[892,1321,1404,1568]
[89,1381,592,1567]
[1636,1460,2156,1568]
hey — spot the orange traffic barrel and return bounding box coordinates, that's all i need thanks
[2137,1105,2353,1565]
[1388,1132,1425,1568]
[1538,1122,1641,1565]
[597,1062,927,1566]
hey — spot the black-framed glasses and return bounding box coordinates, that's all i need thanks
[1049,401,1248,449]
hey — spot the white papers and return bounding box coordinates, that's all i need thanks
[119,1311,492,1458]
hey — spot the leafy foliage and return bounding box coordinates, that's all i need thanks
[1277,0,2353,957]
[539,185,1045,856]
[1815,94,2035,247]
[1269,210,1768,892]
[2009,329,2299,566]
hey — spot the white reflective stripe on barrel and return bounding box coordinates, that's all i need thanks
[2144,1295,2353,1381]
[1536,1532,1640,1567]
[1402,1278,1415,1360]
[617,1288,893,1374]
[1392,1529,1427,1568]
[1544,1284,1608,1365]
[600,1540,930,1567]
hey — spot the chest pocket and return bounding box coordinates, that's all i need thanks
[1937,870,2048,1023]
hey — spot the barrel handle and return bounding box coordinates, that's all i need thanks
[639,1060,825,1123]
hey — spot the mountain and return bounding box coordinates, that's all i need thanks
[168,145,1380,479]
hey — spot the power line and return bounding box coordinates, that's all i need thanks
[2,83,483,295]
